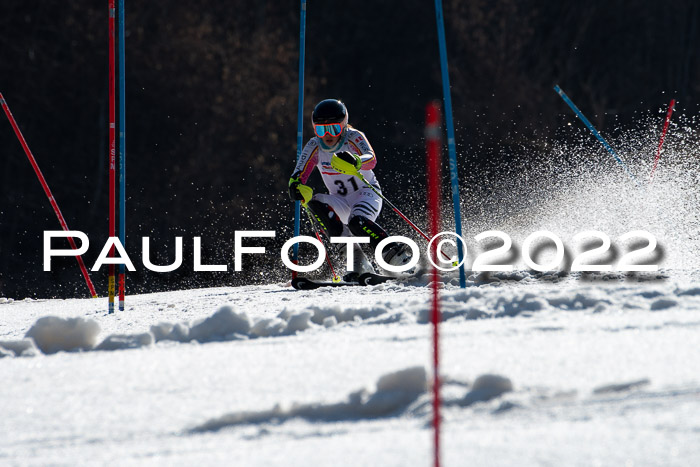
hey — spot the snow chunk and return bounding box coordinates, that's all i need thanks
[284,310,314,334]
[96,333,154,351]
[445,289,485,303]
[188,306,251,342]
[192,366,427,432]
[25,316,101,354]
[593,378,650,394]
[677,286,700,296]
[151,322,191,343]
[547,291,611,310]
[323,316,337,328]
[150,322,176,342]
[250,318,286,337]
[304,304,389,325]
[460,374,513,406]
[376,366,427,394]
[150,305,319,343]
[418,305,489,323]
[496,294,547,317]
[650,298,678,311]
[0,339,39,357]
[169,323,191,342]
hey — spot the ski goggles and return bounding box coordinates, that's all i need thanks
[313,123,344,138]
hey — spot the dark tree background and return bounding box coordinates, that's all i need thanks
[1,1,698,298]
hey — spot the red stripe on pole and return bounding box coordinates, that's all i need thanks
[426,100,442,467]
[108,0,117,312]
[0,93,98,298]
[314,231,339,282]
[649,98,675,183]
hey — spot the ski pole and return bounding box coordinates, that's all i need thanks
[0,93,98,298]
[302,203,341,282]
[356,173,455,264]
[649,98,675,183]
[554,85,639,186]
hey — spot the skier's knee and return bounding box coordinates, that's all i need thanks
[307,200,344,237]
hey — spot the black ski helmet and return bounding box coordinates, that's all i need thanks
[312,99,348,126]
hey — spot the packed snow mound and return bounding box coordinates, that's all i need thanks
[9,275,695,359]
[188,306,252,341]
[150,306,316,343]
[192,367,522,433]
[0,339,39,357]
[192,366,428,432]
[376,366,427,393]
[10,276,698,359]
[24,316,101,354]
[7,305,320,358]
[428,281,694,322]
[303,304,394,325]
[459,374,514,406]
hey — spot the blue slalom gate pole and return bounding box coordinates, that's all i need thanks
[118,0,126,310]
[434,0,466,288]
[293,0,306,271]
[554,85,639,186]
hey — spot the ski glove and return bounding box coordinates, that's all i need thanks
[288,176,313,204]
[331,151,362,175]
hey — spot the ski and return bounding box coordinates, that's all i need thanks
[292,273,402,290]
[291,277,360,290]
[358,272,397,285]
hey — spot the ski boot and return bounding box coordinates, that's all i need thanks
[343,242,375,283]
[382,242,412,267]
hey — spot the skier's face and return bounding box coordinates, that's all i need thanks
[322,132,341,146]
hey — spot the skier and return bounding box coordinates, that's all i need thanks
[288,98,412,281]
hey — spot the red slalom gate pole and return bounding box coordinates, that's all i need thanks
[426,101,442,467]
[649,98,676,183]
[108,0,117,313]
[303,205,340,282]
[0,93,98,298]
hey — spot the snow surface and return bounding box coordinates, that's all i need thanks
[3,136,700,465]
[2,271,700,466]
